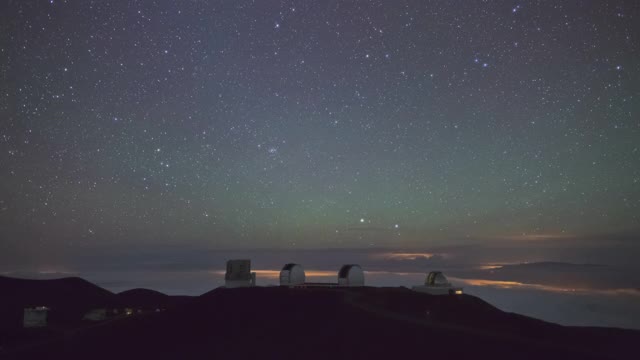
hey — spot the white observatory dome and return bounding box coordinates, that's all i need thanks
[279,263,306,286]
[337,264,365,287]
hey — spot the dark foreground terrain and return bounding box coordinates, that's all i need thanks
[1,276,638,359]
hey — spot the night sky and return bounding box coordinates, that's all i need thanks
[1,1,639,262]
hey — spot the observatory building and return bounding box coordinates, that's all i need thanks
[337,264,365,287]
[23,306,49,328]
[225,259,256,288]
[412,271,463,295]
[279,263,306,286]
[83,308,108,321]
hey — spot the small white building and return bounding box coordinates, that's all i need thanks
[412,271,463,295]
[279,263,306,286]
[225,259,256,288]
[337,264,365,287]
[83,308,108,321]
[23,307,49,328]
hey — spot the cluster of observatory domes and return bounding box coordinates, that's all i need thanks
[224,259,461,295]
[278,263,365,287]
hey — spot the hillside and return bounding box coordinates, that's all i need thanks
[0,275,115,307]
[0,276,117,330]
[4,284,638,360]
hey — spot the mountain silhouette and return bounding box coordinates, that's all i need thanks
[1,277,638,359]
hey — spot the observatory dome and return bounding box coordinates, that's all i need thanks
[412,271,462,295]
[337,264,365,287]
[425,271,452,287]
[279,263,306,286]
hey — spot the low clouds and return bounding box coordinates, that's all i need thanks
[3,241,640,328]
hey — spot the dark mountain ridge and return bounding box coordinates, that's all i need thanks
[1,275,638,359]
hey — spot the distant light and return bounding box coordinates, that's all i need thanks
[616,65,622,71]
[455,290,463,295]
[360,218,365,223]
[394,224,399,229]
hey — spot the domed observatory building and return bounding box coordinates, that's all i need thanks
[279,263,306,286]
[412,271,463,295]
[337,264,365,287]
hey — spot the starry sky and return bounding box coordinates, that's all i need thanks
[1,0,639,264]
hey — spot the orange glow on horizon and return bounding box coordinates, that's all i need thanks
[500,233,574,241]
[253,269,337,278]
[477,265,505,270]
[364,270,425,276]
[373,252,443,260]
[449,277,640,297]
[211,269,336,278]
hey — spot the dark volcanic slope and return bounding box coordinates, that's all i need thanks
[8,286,639,360]
[0,276,191,332]
[116,288,168,307]
[116,288,192,308]
[0,276,117,330]
[0,276,115,308]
